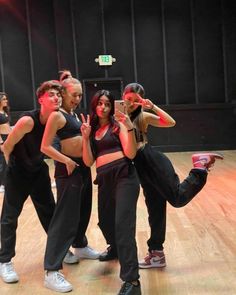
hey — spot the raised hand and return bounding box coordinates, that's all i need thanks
[80,113,91,139]
[114,107,133,131]
[123,92,143,105]
[142,98,155,110]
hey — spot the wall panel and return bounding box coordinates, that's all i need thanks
[103,0,134,86]
[53,0,76,75]
[0,0,33,111]
[194,0,225,103]
[134,0,166,105]
[164,0,195,105]
[0,25,3,91]
[28,0,58,87]
[73,0,103,81]
[222,0,236,102]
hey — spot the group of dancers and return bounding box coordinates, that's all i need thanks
[0,71,223,295]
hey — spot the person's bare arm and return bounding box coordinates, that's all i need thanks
[2,116,34,163]
[115,110,137,159]
[80,114,95,167]
[41,111,78,175]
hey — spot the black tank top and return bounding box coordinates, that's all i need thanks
[9,110,46,172]
[57,110,82,140]
[0,112,9,124]
[93,125,123,158]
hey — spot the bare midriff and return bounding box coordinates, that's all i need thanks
[61,135,83,158]
[96,150,125,168]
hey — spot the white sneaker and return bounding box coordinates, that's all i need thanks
[0,262,19,283]
[44,271,73,293]
[0,185,4,193]
[74,246,100,259]
[63,250,79,264]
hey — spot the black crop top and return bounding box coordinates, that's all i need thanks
[0,112,9,124]
[57,110,82,140]
[92,125,123,158]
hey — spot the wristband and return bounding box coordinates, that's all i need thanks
[127,128,134,132]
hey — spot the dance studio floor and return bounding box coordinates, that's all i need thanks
[0,150,235,295]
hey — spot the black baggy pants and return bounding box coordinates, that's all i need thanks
[96,158,140,282]
[133,144,207,251]
[0,134,8,186]
[44,158,91,270]
[0,161,55,262]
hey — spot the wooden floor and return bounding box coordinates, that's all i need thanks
[0,150,236,295]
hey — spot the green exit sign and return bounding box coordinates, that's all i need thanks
[98,55,113,66]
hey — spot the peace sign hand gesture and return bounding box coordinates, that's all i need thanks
[80,114,91,140]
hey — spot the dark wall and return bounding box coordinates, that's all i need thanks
[0,0,236,151]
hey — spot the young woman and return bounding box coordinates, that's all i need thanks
[0,92,12,193]
[81,90,141,295]
[41,75,98,293]
[58,70,99,265]
[122,82,223,269]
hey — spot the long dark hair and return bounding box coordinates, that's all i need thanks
[123,83,145,97]
[123,83,146,139]
[90,89,119,136]
[123,83,145,121]
[0,92,10,115]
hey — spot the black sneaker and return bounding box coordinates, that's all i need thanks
[118,280,141,295]
[99,246,118,261]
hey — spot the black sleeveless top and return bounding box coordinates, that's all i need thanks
[57,110,82,140]
[9,110,46,172]
[92,125,123,158]
[0,112,9,124]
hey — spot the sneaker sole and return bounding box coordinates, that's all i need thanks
[77,254,100,259]
[63,259,80,264]
[1,277,19,283]
[44,281,73,293]
[139,262,166,269]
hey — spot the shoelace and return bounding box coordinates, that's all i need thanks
[55,272,67,284]
[66,250,74,257]
[144,253,153,263]
[86,246,93,251]
[4,262,15,273]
